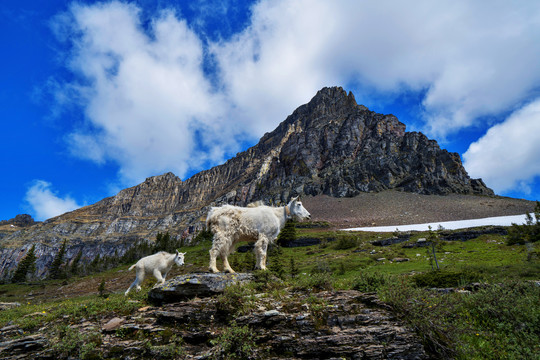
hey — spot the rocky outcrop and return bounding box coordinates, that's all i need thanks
[0,215,38,243]
[0,239,134,280]
[439,226,508,241]
[0,302,20,311]
[0,86,495,279]
[148,273,427,358]
[251,88,492,200]
[156,289,428,359]
[372,234,411,247]
[0,334,47,357]
[148,273,255,304]
[0,214,37,228]
[0,288,428,359]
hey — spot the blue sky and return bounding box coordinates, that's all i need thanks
[2,0,540,222]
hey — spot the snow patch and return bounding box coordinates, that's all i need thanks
[343,213,533,232]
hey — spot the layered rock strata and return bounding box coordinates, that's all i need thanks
[0,86,494,279]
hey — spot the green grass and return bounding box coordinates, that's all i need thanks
[0,291,148,330]
[1,226,539,359]
[176,228,539,282]
[379,278,540,359]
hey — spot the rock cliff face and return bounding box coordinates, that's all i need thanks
[0,214,37,228]
[243,87,492,201]
[0,281,428,359]
[0,215,38,243]
[0,87,493,279]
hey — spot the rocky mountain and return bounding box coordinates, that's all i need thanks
[0,214,38,244]
[0,86,496,280]
[0,214,37,228]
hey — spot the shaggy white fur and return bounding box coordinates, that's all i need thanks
[206,197,311,273]
[125,250,185,295]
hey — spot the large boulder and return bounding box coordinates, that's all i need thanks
[148,272,254,304]
[155,290,428,359]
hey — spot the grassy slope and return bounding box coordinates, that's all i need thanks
[1,226,539,359]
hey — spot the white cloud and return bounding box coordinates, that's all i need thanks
[25,181,83,221]
[463,99,540,194]
[212,0,540,137]
[50,0,540,195]
[210,0,339,135]
[53,1,242,184]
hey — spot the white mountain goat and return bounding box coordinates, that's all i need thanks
[125,250,186,295]
[206,196,311,273]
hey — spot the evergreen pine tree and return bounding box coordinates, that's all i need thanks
[154,232,173,253]
[154,232,164,252]
[277,220,297,247]
[269,255,285,280]
[193,228,214,243]
[426,226,443,271]
[12,261,28,284]
[162,232,172,252]
[102,255,111,271]
[89,254,102,273]
[98,278,108,298]
[11,244,37,283]
[26,246,37,279]
[121,241,141,265]
[508,201,540,245]
[49,240,67,279]
[69,249,83,276]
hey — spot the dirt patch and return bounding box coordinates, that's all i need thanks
[302,191,537,229]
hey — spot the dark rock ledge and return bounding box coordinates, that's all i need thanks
[154,286,428,359]
[150,273,428,359]
[0,273,428,359]
[148,272,255,304]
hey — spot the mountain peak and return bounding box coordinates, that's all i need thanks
[0,87,497,280]
[144,172,182,184]
[301,86,366,117]
[312,86,356,104]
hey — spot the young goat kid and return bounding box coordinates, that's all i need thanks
[125,250,185,296]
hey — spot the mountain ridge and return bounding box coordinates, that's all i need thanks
[0,86,516,280]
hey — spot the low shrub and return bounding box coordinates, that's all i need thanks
[306,294,330,329]
[294,273,333,292]
[311,261,332,274]
[351,272,392,292]
[251,270,285,292]
[210,321,257,360]
[456,280,540,359]
[289,257,299,278]
[229,251,256,272]
[379,278,540,359]
[356,257,376,269]
[333,236,358,250]
[51,325,103,359]
[507,201,540,245]
[216,284,256,318]
[141,334,185,359]
[412,269,482,288]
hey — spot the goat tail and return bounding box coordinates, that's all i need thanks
[128,264,136,271]
[206,207,217,231]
